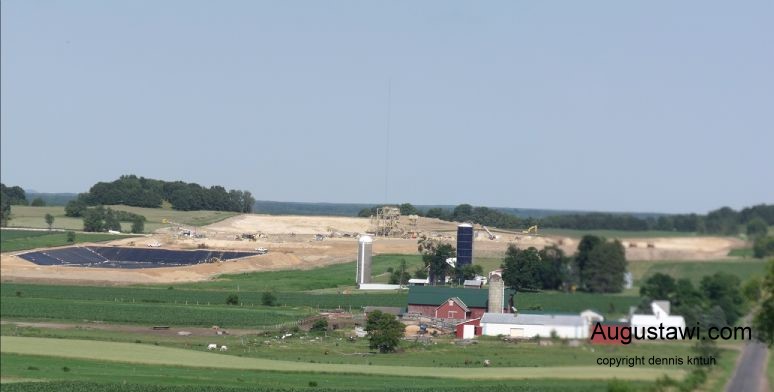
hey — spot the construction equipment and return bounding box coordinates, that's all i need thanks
[522,225,538,235]
[482,226,496,240]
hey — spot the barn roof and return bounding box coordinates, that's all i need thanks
[407,286,513,308]
[481,312,586,327]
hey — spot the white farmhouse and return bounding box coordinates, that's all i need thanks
[630,301,686,339]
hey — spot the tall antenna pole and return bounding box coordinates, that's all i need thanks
[384,78,392,204]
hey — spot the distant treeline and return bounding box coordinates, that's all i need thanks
[358,203,774,235]
[64,175,255,215]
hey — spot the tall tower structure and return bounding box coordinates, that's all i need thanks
[456,223,474,267]
[488,270,505,313]
[356,235,373,285]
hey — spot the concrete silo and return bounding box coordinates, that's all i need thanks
[456,223,474,267]
[488,270,504,313]
[356,235,373,285]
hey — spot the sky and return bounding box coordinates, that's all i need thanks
[1,1,772,214]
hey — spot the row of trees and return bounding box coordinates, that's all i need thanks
[359,202,773,235]
[501,235,627,295]
[640,272,748,328]
[416,233,627,295]
[66,175,255,214]
[82,206,145,233]
[1,183,27,226]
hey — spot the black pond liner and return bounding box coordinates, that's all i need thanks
[17,246,259,269]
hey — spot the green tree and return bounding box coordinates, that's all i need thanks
[225,294,239,305]
[742,278,762,302]
[357,207,374,217]
[537,245,570,290]
[501,245,542,309]
[700,272,746,326]
[454,264,483,283]
[130,216,145,234]
[0,191,11,227]
[388,259,411,285]
[104,208,121,231]
[82,207,105,232]
[583,240,627,293]
[44,213,55,230]
[753,260,774,346]
[422,243,455,285]
[30,197,46,207]
[66,231,76,243]
[261,291,277,306]
[575,235,603,289]
[746,217,769,239]
[753,236,774,258]
[399,203,420,216]
[640,273,677,300]
[365,310,404,353]
[64,197,88,217]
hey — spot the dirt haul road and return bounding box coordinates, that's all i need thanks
[0,214,744,284]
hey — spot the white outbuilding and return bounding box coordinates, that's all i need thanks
[630,301,686,339]
[480,312,590,339]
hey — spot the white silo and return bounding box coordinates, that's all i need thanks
[488,270,504,313]
[356,235,373,285]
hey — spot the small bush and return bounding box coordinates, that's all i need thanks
[310,319,329,333]
[226,294,239,305]
[308,381,318,387]
[62,366,70,372]
[261,291,277,306]
[66,231,76,243]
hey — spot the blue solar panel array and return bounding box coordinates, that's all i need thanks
[456,225,473,267]
[17,246,259,269]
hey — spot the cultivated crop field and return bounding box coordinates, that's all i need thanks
[7,206,237,233]
[1,230,140,252]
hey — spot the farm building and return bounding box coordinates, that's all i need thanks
[480,312,590,339]
[463,279,483,289]
[407,286,513,320]
[455,318,482,339]
[630,300,686,339]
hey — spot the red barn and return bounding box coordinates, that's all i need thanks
[407,286,512,320]
[435,297,469,320]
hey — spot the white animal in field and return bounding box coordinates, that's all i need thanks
[219,345,228,351]
[207,344,217,350]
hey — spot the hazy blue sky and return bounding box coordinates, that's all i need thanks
[2,1,772,213]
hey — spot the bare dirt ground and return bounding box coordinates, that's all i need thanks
[0,214,745,285]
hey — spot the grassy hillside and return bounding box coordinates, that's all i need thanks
[7,206,237,233]
[0,230,140,252]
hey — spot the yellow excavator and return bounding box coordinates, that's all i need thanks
[521,225,538,235]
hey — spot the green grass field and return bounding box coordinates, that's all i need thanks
[0,355,621,391]
[0,337,685,382]
[176,254,424,292]
[1,230,140,252]
[7,206,237,233]
[0,296,311,328]
[0,323,700,369]
[627,259,767,287]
